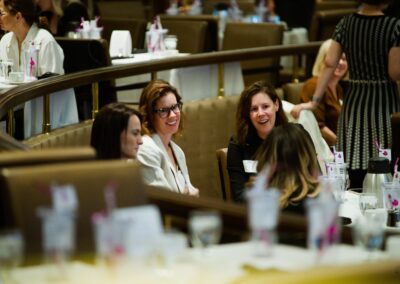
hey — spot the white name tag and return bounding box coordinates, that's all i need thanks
[243,160,258,173]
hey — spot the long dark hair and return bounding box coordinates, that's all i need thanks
[3,0,37,26]
[90,103,142,159]
[236,80,287,145]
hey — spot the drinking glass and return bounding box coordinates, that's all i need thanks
[359,193,378,215]
[188,210,222,252]
[353,210,386,260]
[0,229,24,282]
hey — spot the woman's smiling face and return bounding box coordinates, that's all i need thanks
[249,92,279,140]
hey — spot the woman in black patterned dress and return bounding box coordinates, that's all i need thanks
[291,0,400,187]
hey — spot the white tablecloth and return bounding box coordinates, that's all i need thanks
[0,78,78,138]
[9,242,390,284]
[112,52,244,103]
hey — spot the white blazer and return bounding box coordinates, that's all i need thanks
[137,134,196,194]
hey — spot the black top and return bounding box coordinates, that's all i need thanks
[227,135,263,203]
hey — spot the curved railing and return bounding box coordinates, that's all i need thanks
[0,42,322,136]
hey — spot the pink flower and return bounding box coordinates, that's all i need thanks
[392,199,399,207]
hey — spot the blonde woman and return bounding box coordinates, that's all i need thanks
[300,39,348,146]
[256,123,320,213]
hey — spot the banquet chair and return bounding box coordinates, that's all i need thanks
[282,82,304,105]
[309,8,358,42]
[0,160,147,255]
[222,22,284,87]
[56,37,116,120]
[161,20,208,53]
[100,17,147,50]
[96,1,150,20]
[216,148,232,201]
[160,15,219,52]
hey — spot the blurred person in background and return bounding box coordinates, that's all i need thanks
[291,0,400,188]
[300,39,348,146]
[91,103,143,159]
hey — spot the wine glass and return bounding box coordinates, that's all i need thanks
[188,210,222,253]
[359,193,378,215]
[0,229,24,282]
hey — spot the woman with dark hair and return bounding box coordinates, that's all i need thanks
[36,0,89,36]
[227,80,288,202]
[292,0,400,188]
[91,103,143,159]
[255,123,320,213]
[0,0,78,138]
[137,79,199,196]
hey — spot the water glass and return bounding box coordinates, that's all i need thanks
[164,35,178,50]
[0,229,24,282]
[353,210,386,259]
[189,210,222,250]
[359,193,378,215]
[1,60,14,81]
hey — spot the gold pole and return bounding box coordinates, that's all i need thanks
[92,82,99,119]
[151,71,157,81]
[218,63,225,98]
[7,110,14,136]
[43,94,51,133]
[292,54,300,83]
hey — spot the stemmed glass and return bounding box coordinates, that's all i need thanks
[188,210,222,255]
[0,229,24,283]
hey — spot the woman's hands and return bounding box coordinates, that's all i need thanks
[290,101,316,119]
[184,184,200,197]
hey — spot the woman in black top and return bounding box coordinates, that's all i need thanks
[227,81,288,202]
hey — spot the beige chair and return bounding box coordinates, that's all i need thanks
[100,17,147,50]
[161,20,208,53]
[222,22,284,87]
[0,160,147,254]
[0,131,29,151]
[216,148,232,201]
[160,14,219,52]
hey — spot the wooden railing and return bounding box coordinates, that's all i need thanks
[0,42,322,137]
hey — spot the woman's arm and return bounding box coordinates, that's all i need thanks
[291,41,342,118]
[389,46,400,81]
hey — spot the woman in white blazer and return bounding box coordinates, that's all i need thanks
[137,80,199,196]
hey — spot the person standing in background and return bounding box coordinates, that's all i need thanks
[291,0,400,188]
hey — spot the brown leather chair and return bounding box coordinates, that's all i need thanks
[282,82,305,105]
[216,148,232,201]
[100,17,147,50]
[309,8,358,42]
[222,22,284,87]
[0,160,146,254]
[161,20,208,53]
[316,0,359,11]
[160,14,219,52]
[96,1,151,20]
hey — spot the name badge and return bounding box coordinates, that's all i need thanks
[243,160,258,173]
